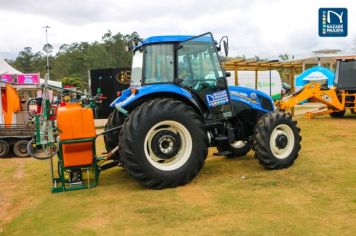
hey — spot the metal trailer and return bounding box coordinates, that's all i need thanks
[0,83,43,157]
[0,124,35,157]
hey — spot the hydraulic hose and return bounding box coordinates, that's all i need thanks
[27,139,58,160]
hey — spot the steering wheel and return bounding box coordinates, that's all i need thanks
[193,79,217,92]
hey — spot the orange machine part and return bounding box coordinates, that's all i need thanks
[57,103,96,140]
[57,103,96,167]
[62,142,93,167]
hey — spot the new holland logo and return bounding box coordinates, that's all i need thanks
[319,8,348,37]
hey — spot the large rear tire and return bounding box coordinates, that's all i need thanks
[119,98,208,189]
[104,110,124,153]
[329,110,346,118]
[253,112,301,170]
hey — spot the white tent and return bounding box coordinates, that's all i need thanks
[0,57,23,75]
[0,57,62,87]
[0,57,62,124]
[40,78,62,87]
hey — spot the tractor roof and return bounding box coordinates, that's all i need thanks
[140,35,194,46]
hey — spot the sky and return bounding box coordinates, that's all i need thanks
[0,0,355,60]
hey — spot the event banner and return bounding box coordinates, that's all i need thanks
[17,73,40,84]
[0,74,14,83]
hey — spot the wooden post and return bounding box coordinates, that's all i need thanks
[290,66,295,116]
[269,68,272,96]
[255,70,258,89]
[329,62,334,71]
[234,67,238,85]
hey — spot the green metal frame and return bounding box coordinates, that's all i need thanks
[51,137,101,193]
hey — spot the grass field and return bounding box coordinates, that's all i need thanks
[1,112,356,235]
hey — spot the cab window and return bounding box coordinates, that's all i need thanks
[144,44,174,84]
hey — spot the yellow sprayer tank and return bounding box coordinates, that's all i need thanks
[57,103,96,167]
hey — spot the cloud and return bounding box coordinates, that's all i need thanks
[0,0,355,59]
[0,0,256,25]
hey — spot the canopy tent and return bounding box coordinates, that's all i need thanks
[40,78,62,87]
[295,66,335,88]
[0,57,62,124]
[286,50,356,71]
[0,57,23,75]
[0,57,62,87]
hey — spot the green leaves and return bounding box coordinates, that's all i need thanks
[10,31,137,88]
[61,76,84,89]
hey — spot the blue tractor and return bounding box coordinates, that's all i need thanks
[104,33,301,189]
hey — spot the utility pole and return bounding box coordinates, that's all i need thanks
[43,26,50,88]
[42,25,54,185]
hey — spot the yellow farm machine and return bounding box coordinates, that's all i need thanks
[277,59,356,118]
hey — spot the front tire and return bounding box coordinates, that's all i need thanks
[253,112,301,170]
[119,98,208,189]
[104,110,124,154]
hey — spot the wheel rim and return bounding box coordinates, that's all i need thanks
[269,124,295,159]
[19,143,28,154]
[230,140,246,148]
[144,120,192,171]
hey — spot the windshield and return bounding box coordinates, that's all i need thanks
[177,33,233,120]
[177,34,223,88]
[144,44,174,84]
[130,50,143,87]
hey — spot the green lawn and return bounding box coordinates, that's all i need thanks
[1,113,356,235]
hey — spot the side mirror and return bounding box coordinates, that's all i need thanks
[218,36,229,57]
[126,32,143,52]
[223,39,229,57]
[225,71,231,77]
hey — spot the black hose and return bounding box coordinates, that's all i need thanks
[27,139,58,160]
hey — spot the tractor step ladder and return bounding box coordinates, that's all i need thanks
[213,151,232,156]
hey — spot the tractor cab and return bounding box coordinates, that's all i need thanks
[127,33,233,120]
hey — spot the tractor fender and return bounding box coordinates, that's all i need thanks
[228,86,274,113]
[110,84,203,114]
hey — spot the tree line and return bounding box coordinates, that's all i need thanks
[9,31,303,88]
[10,31,135,88]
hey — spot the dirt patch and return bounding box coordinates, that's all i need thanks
[176,184,212,206]
[0,158,39,226]
[13,159,25,179]
[0,194,36,225]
